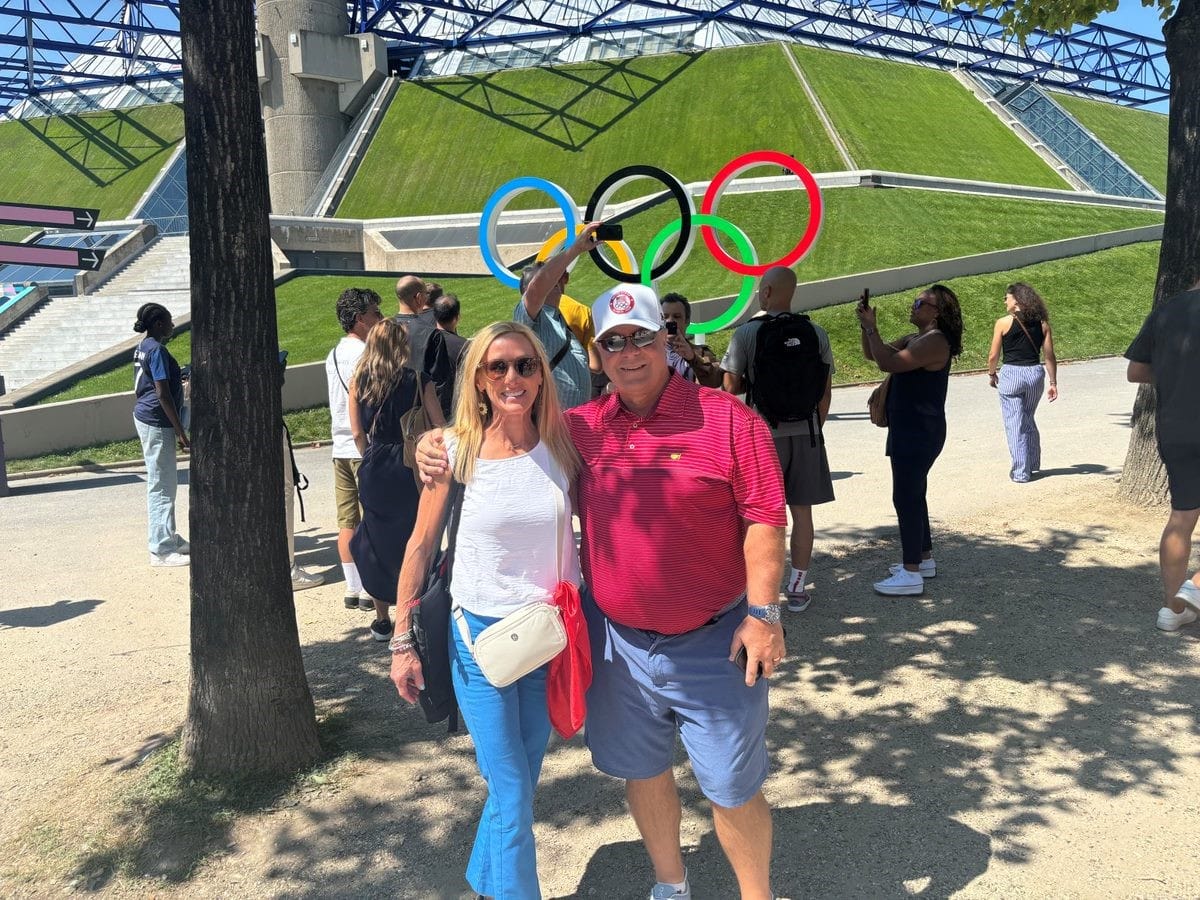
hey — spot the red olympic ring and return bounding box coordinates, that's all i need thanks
[700,150,823,277]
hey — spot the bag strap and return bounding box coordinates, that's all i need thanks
[548,308,576,371]
[283,421,308,522]
[1013,315,1039,353]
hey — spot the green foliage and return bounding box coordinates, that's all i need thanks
[337,44,842,217]
[0,104,184,218]
[952,0,1172,39]
[791,45,1068,189]
[1053,92,1168,193]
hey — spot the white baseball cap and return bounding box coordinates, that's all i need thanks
[591,283,662,339]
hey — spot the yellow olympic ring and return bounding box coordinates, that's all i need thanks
[535,225,638,276]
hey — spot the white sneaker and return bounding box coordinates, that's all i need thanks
[1176,579,1200,613]
[150,551,190,568]
[873,569,924,596]
[1156,606,1198,632]
[291,565,324,591]
[889,558,936,579]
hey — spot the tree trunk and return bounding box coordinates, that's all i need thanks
[178,0,321,775]
[1120,0,1200,507]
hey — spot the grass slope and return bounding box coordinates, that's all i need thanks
[707,241,1160,383]
[792,46,1068,190]
[0,104,184,220]
[1052,92,1168,194]
[14,241,1159,470]
[337,44,842,218]
[36,186,1160,406]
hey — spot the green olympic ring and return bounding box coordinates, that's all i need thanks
[640,213,758,335]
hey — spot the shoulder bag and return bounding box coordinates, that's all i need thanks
[868,375,891,428]
[452,479,569,688]
[410,479,463,730]
[399,371,433,486]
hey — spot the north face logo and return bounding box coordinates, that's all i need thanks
[784,337,803,348]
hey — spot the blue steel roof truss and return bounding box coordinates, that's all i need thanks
[0,0,1168,118]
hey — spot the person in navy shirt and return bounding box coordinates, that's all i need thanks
[132,302,190,567]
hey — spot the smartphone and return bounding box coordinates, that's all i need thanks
[859,288,871,309]
[665,321,678,336]
[734,647,763,677]
[595,222,623,241]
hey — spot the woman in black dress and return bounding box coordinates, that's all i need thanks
[857,284,964,597]
[349,318,444,641]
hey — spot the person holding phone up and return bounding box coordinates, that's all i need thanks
[660,292,723,387]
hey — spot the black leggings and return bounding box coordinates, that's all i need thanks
[890,450,941,566]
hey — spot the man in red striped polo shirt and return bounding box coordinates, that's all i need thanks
[572,282,787,900]
[415,274,788,899]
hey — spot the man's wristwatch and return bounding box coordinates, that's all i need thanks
[747,603,782,625]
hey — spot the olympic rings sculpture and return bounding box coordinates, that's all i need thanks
[478,151,823,333]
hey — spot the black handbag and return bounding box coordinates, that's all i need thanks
[410,479,463,731]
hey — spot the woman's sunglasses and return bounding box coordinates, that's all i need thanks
[480,356,540,380]
[912,298,933,310]
[597,328,658,353]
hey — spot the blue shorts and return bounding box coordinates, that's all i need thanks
[583,595,769,808]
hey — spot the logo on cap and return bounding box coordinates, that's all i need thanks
[609,291,635,315]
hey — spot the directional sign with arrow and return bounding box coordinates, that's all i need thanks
[0,240,105,271]
[0,201,100,231]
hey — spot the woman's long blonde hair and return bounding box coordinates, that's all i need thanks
[450,321,580,484]
[353,318,411,407]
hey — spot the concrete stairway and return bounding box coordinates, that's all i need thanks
[0,235,191,393]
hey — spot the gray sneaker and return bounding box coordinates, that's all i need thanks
[650,873,690,900]
[291,565,324,592]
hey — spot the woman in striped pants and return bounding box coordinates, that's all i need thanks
[987,282,1059,482]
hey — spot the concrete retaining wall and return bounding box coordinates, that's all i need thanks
[0,284,49,335]
[0,360,330,459]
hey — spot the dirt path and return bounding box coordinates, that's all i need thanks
[2,359,1198,898]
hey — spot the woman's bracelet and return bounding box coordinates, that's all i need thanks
[388,631,416,654]
[862,328,876,337]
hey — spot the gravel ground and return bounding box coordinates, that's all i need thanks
[1,358,1198,898]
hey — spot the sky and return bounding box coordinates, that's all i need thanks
[1090,2,1171,111]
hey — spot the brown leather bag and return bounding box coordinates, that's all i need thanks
[868,375,891,428]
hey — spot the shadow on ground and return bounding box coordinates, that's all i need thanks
[69,519,1199,897]
[0,598,102,628]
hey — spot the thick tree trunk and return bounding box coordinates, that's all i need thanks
[1120,0,1200,506]
[178,0,321,775]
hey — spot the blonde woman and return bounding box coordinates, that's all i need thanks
[986,282,1059,483]
[390,321,580,900]
[348,318,443,642]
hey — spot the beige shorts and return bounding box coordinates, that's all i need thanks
[333,458,362,529]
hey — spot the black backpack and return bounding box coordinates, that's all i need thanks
[748,313,829,441]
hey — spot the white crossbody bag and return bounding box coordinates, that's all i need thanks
[452,480,569,688]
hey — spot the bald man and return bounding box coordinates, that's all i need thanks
[721,266,835,614]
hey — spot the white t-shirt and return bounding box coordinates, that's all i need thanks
[446,434,579,617]
[325,336,365,459]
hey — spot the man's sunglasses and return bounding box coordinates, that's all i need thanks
[598,328,658,353]
[480,356,540,380]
